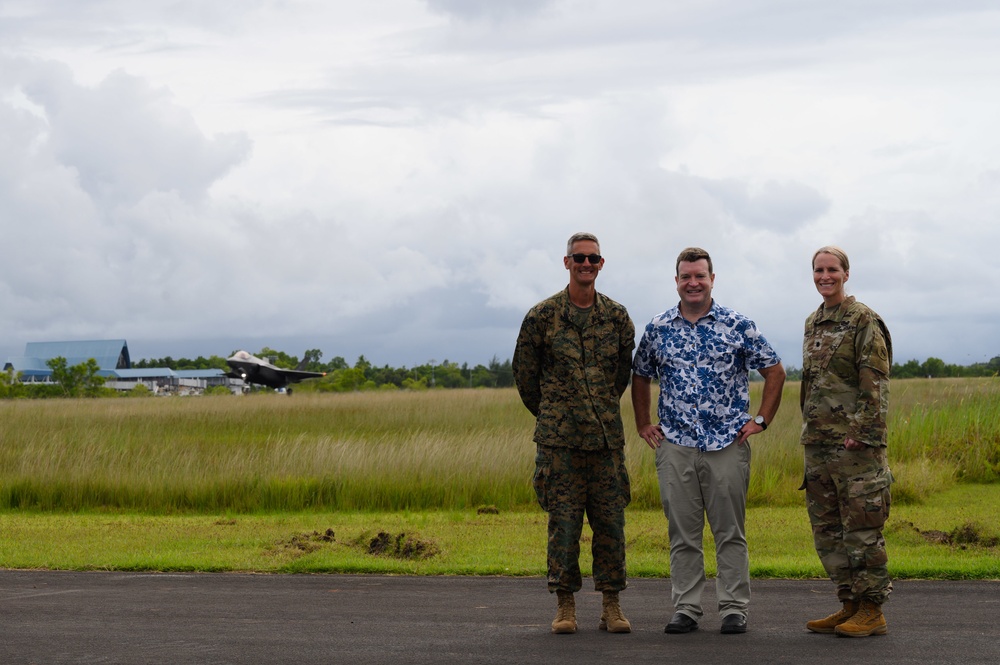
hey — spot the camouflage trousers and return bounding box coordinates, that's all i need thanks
[802,444,893,604]
[533,444,631,593]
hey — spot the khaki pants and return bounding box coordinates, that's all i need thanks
[656,440,751,620]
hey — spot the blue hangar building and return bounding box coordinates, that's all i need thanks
[3,339,233,394]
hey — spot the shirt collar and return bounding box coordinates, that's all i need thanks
[815,295,856,324]
[668,299,718,324]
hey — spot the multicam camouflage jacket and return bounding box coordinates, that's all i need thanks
[800,296,892,447]
[513,288,635,451]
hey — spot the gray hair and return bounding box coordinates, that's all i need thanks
[566,232,600,256]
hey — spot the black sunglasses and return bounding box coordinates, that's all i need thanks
[569,253,602,264]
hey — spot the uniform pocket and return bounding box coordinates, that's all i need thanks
[533,447,553,512]
[805,325,848,372]
[845,471,892,530]
[613,449,632,510]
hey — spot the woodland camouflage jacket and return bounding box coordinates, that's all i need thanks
[513,288,634,450]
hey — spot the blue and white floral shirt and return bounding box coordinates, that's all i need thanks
[633,301,781,451]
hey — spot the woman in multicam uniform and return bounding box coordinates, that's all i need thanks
[800,246,894,638]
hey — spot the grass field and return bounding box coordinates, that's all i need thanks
[0,485,996,578]
[2,378,998,512]
[1,378,998,577]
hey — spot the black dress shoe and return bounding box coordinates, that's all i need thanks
[720,614,747,634]
[665,612,699,634]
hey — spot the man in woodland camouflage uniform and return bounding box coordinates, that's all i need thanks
[802,245,893,638]
[513,232,635,635]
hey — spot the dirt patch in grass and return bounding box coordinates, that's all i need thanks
[268,527,439,560]
[905,521,1000,548]
[366,531,440,559]
[268,528,336,556]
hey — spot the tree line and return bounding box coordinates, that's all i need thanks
[3,349,997,399]
[889,356,1000,379]
[1,357,110,398]
[130,348,518,392]
[782,355,1000,382]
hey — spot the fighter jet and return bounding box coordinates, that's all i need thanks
[225,350,325,392]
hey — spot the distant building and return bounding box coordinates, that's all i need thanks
[3,339,237,394]
[4,339,131,382]
[104,368,235,395]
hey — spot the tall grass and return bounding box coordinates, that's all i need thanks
[0,391,537,512]
[1,377,997,513]
[735,377,1000,506]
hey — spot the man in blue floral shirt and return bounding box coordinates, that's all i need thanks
[631,247,785,636]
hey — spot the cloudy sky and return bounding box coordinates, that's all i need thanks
[2,0,998,369]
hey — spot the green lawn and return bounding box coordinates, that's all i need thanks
[1,484,996,579]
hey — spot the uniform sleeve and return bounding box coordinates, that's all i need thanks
[800,315,812,412]
[615,312,636,398]
[850,314,890,445]
[513,310,543,417]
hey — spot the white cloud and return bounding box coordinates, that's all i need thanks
[16,62,251,206]
[423,0,556,22]
[2,1,1000,368]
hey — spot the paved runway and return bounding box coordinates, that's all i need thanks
[2,571,998,664]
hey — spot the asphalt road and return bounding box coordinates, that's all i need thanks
[2,571,998,664]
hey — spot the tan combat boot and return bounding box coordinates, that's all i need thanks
[551,591,577,634]
[599,591,632,633]
[834,598,887,637]
[806,600,858,634]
